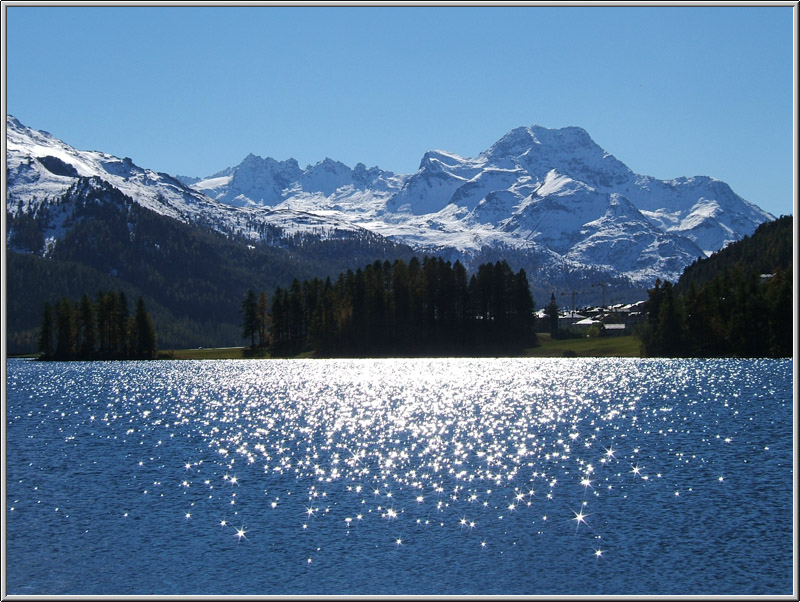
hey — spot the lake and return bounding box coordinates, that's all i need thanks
[5,357,794,595]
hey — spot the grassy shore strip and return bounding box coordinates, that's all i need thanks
[161,334,642,360]
[524,333,641,357]
[160,347,251,360]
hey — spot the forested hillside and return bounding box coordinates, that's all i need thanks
[639,215,793,357]
[674,215,793,295]
[6,185,417,353]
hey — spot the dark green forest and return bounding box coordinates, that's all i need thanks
[6,177,417,353]
[37,291,157,360]
[241,257,537,357]
[639,215,793,357]
[674,215,793,296]
[8,173,793,359]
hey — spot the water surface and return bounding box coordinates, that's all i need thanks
[5,358,794,595]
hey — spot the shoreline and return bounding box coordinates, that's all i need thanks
[171,333,643,359]
[9,333,642,360]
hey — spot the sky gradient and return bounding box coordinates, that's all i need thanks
[4,4,795,218]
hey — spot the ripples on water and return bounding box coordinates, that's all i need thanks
[5,358,793,595]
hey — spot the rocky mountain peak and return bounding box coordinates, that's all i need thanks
[6,115,774,287]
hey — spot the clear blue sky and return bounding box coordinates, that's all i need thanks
[5,4,795,217]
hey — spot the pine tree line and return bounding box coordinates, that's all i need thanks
[38,291,158,360]
[242,256,537,357]
[638,266,792,358]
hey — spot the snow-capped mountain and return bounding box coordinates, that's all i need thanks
[193,154,403,208]
[7,115,213,224]
[6,115,774,288]
[5,116,372,249]
[376,125,772,259]
[188,124,773,284]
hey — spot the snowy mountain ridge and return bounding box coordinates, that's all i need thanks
[6,115,774,287]
[5,116,371,248]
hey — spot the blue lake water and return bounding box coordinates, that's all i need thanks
[5,357,794,595]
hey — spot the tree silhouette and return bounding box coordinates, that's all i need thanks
[134,296,158,358]
[240,289,259,348]
[38,302,54,358]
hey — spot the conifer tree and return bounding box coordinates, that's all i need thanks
[639,279,665,355]
[117,291,129,355]
[452,260,470,324]
[77,293,96,357]
[545,292,560,335]
[270,287,288,348]
[127,314,137,356]
[95,290,122,355]
[240,289,259,348]
[391,259,411,345]
[257,291,270,348]
[38,302,55,358]
[288,279,305,348]
[105,291,121,354]
[653,282,684,356]
[510,268,535,345]
[765,266,792,356]
[37,293,158,361]
[95,290,109,355]
[55,297,77,359]
[134,297,157,358]
[683,281,713,356]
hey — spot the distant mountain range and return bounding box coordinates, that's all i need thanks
[187,123,773,283]
[5,115,776,351]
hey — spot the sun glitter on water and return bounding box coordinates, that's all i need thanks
[141,358,677,565]
[6,357,792,595]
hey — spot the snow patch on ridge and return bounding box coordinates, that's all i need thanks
[6,114,774,286]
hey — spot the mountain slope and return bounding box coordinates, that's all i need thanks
[6,115,776,316]
[6,116,382,248]
[639,215,793,358]
[5,180,418,354]
[673,214,794,296]
[190,123,773,285]
[5,117,419,353]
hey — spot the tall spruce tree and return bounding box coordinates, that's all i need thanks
[653,282,684,356]
[257,291,270,348]
[134,297,157,358]
[77,293,96,357]
[55,297,77,359]
[117,291,129,356]
[106,291,122,354]
[545,293,560,335]
[95,290,109,355]
[241,289,259,348]
[38,302,55,358]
